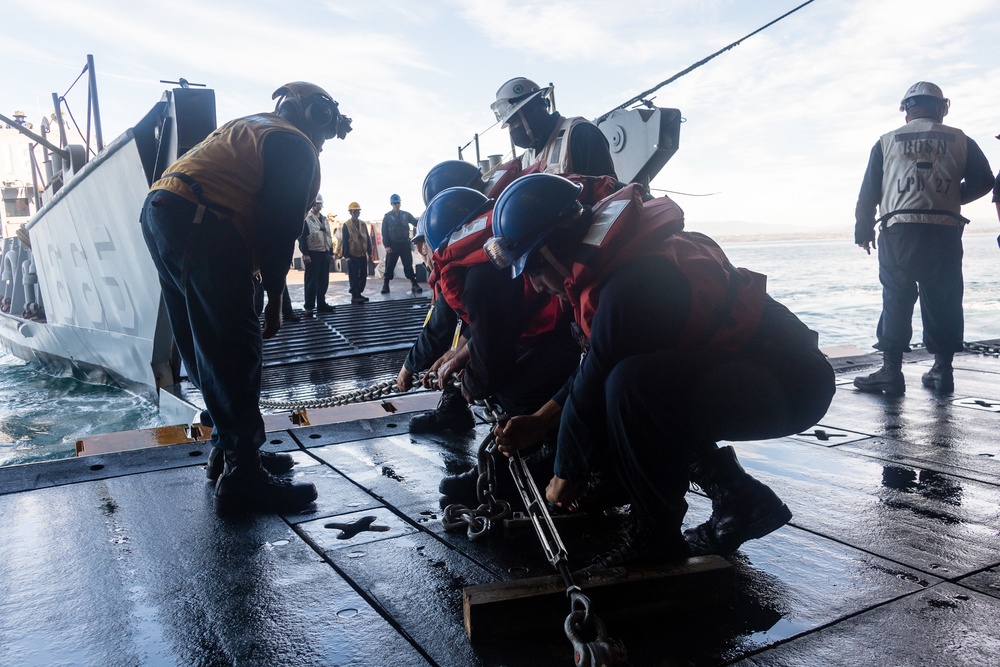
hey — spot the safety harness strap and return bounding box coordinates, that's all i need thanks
[162,172,236,223]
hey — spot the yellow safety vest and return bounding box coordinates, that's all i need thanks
[344,218,369,257]
[151,113,320,243]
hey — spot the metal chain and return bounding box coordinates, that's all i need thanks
[450,399,629,666]
[441,401,512,540]
[260,372,434,410]
[963,341,1000,356]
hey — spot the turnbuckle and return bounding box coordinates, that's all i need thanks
[509,449,568,569]
[499,400,628,666]
[445,398,627,664]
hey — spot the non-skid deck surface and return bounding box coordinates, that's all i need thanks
[1,349,999,666]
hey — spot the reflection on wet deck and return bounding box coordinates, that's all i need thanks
[1,344,998,666]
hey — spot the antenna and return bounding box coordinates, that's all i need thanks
[159,79,207,89]
[596,0,820,123]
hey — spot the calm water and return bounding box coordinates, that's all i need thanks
[1,233,998,467]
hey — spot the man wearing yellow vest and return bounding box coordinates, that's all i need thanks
[140,82,351,511]
[341,201,373,304]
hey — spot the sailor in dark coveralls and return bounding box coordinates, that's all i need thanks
[853,81,993,396]
[140,82,351,511]
[485,173,836,567]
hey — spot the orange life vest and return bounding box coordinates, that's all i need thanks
[430,174,621,345]
[564,184,766,353]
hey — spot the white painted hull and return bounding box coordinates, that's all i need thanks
[0,132,165,399]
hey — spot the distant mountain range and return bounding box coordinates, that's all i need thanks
[687,220,1000,243]
[685,220,846,242]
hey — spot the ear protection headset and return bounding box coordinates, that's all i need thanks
[272,82,352,141]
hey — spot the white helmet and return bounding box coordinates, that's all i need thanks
[490,77,552,128]
[900,81,949,114]
[314,193,324,205]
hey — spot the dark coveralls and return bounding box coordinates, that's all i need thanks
[556,256,835,531]
[381,209,418,282]
[140,132,317,453]
[402,297,464,375]
[405,266,578,418]
[854,137,994,355]
[459,264,580,417]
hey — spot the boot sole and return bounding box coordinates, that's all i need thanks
[719,503,792,553]
[920,377,954,393]
[853,379,905,396]
[206,455,296,482]
[686,503,793,555]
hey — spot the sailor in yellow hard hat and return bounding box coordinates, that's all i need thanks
[342,201,372,304]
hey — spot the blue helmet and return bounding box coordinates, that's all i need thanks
[411,214,427,245]
[389,193,402,204]
[422,160,484,205]
[418,187,492,252]
[485,173,583,277]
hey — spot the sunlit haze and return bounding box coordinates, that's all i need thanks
[3,0,998,237]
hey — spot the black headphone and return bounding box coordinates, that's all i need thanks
[303,95,337,128]
[275,91,351,141]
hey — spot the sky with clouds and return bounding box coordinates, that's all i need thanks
[2,0,998,236]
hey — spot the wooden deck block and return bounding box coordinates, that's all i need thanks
[463,555,734,642]
[76,423,210,456]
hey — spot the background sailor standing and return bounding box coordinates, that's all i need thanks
[299,193,335,316]
[140,81,351,511]
[380,193,423,294]
[341,201,373,304]
[853,81,993,396]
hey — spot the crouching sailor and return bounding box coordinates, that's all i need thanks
[140,82,351,511]
[485,173,836,566]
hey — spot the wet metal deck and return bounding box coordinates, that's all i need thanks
[2,329,999,664]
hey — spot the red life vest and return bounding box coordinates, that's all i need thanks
[564,184,766,353]
[431,174,620,345]
[483,157,616,200]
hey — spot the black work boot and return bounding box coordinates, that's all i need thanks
[853,350,905,396]
[439,468,480,505]
[581,509,690,573]
[921,353,955,394]
[440,442,555,508]
[684,445,792,555]
[214,448,317,512]
[410,386,475,434]
[411,281,423,294]
[205,446,295,482]
[381,279,390,295]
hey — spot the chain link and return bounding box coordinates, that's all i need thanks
[963,341,1000,356]
[260,372,434,410]
[441,400,512,540]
